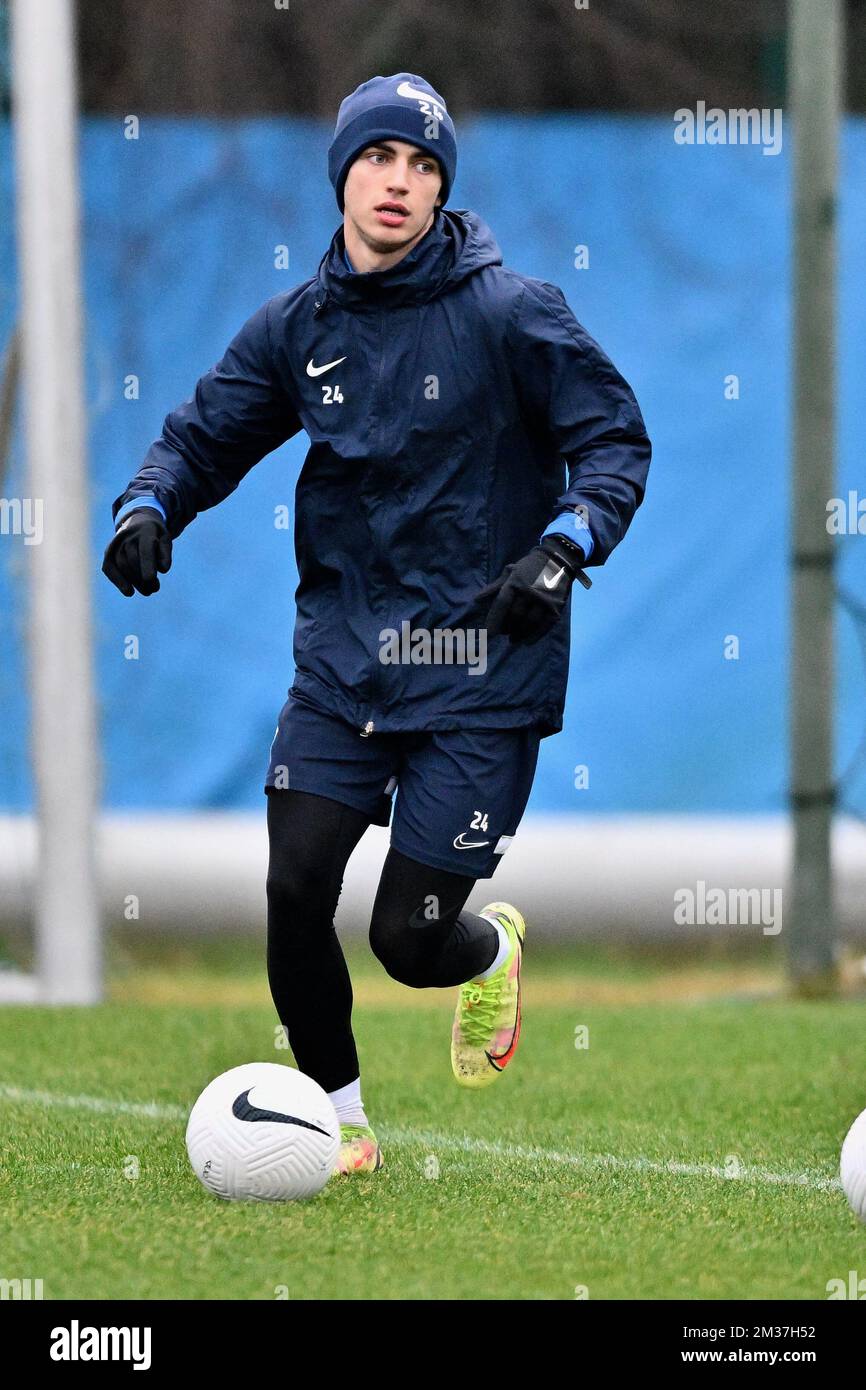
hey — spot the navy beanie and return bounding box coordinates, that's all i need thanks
[328,73,457,213]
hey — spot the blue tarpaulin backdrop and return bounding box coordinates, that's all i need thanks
[1,116,864,813]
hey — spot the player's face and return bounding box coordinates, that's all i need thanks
[343,140,442,258]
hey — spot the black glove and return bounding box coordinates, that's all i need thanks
[102,509,172,597]
[467,533,591,646]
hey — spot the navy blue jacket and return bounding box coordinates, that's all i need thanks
[112,208,651,738]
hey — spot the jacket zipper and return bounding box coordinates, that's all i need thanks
[360,308,388,737]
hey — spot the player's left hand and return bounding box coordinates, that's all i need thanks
[467,536,591,646]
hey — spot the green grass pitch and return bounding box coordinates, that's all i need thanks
[0,938,863,1300]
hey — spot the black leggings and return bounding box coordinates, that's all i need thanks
[265,788,500,1093]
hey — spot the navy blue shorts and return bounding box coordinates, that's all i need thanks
[264,694,541,879]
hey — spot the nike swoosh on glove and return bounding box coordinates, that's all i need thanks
[468,535,591,646]
[102,509,173,597]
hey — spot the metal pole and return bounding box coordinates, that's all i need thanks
[787,0,842,994]
[11,0,102,1002]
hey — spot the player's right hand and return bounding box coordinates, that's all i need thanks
[102,509,173,597]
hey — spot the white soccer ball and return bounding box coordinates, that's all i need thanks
[840,1107,866,1222]
[186,1062,340,1202]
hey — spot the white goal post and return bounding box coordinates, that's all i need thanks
[5,0,102,1003]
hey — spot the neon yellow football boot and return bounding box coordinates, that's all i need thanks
[451,902,526,1088]
[332,1123,384,1175]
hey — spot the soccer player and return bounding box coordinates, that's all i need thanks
[102,73,651,1176]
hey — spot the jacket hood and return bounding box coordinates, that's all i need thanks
[313,207,501,317]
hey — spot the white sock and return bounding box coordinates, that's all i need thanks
[473,917,511,982]
[327,1076,368,1127]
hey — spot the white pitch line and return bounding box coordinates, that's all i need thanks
[0,1083,185,1122]
[381,1126,843,1193]
[0,1084,842,1193]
